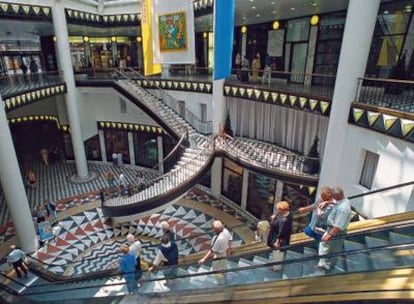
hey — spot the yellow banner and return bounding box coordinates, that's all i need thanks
[141,0,162,76]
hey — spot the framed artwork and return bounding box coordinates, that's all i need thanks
[158,11,188,52]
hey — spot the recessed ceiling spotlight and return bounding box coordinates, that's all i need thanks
[312,3,318,7]
[242,16,247,19]
[251,6,256,9]
[249,0,254,2]
[272,10,276,14]
[290,7,295,11]
[256,13,261,17]
[383,10,389,14]
[270,1,275,4]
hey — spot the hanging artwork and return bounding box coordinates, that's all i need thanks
[158,11,188,52]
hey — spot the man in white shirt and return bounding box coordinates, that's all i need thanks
[127,234,142,281]
[198,220,233,283]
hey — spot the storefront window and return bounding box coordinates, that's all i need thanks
[367,2,413,78]
[104,130,130,164]
[134,132,158,168]
[222,158,243,205]
[246,172,276,219]
[85,134,101,161]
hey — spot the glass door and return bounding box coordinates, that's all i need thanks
[290,42,308,83]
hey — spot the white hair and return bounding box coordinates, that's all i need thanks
[160,221,170,229]
[126,233,135,243]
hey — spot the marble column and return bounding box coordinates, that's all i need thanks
[52,1,89,177]
[0,97,38,252]
[318,0,381,187]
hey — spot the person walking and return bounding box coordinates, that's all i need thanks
[44,198,58,226]
[7,245,29,278]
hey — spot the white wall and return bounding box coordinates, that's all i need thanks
[151,90,213,122]
[78,87,158,140]
[338,125,414,218]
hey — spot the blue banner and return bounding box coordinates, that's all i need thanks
[213,0,235,80]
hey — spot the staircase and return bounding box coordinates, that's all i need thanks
[102,78,215,217]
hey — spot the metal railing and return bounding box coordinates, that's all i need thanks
[0,71,64,99]
[124,67,213,134]
[102,135,215,208]
[219,135,321,177]
[355,77,414,113]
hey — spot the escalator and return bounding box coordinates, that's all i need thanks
[1,221,413,303]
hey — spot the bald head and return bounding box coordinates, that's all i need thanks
[212,220,224,233]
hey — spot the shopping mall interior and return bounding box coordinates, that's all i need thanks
[0,0,413,303]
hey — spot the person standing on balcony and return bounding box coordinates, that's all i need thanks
[262,54,272,85]
[317,186,352,271]
[267,201,293,271]
[234,52,241,80]
[251,53,261,82]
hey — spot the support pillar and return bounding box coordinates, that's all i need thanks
[240,169,249,210]
[128,132,135,165]
[212,79,226,134]
[318,0,380,188]
[210,157,223,197]
[157,135,164,174]
[98,130,107,162]
[0,97,38,252]
[52,1,89,178]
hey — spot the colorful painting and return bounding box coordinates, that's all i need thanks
[158,11,187,52]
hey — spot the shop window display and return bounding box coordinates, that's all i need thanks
[222,159,242,205]
[246,172,276,219]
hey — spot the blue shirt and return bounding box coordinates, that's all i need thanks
[119,252,136,274]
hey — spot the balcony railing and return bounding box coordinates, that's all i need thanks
[356,77,414,113]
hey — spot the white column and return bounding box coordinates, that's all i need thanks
[128,132,135,165]
[52,1,88,178]
[240,169,249,210]
[274,180,284,214]
[304,25,318,87]
[212,79,226,134]
[98,130,107,162]
[241,34,247,58]
[210,157,223,196]
[0,99,38,253]
[162,64,171,78]
[157,135,164,174]
[319,0,380,187]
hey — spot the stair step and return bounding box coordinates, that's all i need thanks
[344,240,370,272]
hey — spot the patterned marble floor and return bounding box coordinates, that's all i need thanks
[0,162,255,276]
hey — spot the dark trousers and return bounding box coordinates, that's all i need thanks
[12,259,28,278]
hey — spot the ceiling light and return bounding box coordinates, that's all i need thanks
[256,14,260,17]
[242,16,247,20]
[251,6,256,9]
[291,7,295,11]
[249,0,254,2]
[270,1,275,4]
[272,10,276,14]
[383,10,389,14]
